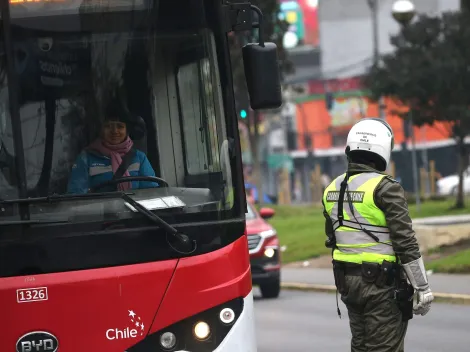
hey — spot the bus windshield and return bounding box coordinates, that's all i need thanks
[0,0,237,226]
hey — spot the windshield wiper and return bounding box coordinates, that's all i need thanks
[0,219,70,225]
[119,193,192,250]
[0,192,194,253]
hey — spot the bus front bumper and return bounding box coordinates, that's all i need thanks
[174,290,257,352]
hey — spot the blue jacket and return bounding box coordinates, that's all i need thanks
[67,149,158,194]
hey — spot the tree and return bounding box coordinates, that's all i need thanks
[363,11,470,208]
[462,0,470,12]
[229,0,292,204]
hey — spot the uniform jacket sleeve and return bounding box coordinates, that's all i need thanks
[374,177,422,264]
[67,151,90,194]
[137,152,159,189]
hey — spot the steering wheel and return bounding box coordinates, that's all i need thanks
[89,176,169,193]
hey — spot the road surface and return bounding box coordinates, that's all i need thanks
[254,289,470,351]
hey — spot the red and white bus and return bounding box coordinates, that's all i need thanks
[0,0,282,350]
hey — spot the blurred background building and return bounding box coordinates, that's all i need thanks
[240,0,469,204]
[240,0,321,203]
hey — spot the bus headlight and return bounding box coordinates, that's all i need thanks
[160,332,176,349]
[128,297,243,351]
[193,321,210,340]
[219,307,235,324]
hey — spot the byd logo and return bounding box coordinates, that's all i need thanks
[16,331,58,352]
[106,309,145,341]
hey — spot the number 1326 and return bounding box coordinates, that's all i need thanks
[17,287,48,303]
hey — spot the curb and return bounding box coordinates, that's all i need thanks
[281,282,470,305]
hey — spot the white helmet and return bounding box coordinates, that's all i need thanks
[346,118,394,171]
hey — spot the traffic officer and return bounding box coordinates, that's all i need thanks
[321,118,434,352]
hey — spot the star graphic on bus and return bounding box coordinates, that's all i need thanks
[128,309,144,335]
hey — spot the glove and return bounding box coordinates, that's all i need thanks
[402,257,434,316]
[413,287,434,316]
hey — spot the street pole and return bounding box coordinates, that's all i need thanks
[392,0,420,211]
[409,112,421,211]
[281,88,296,203]
[301,106,311,203]
[421,126,430,195]
[367,0,386,119]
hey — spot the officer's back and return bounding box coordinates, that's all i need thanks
[321,118,434,352]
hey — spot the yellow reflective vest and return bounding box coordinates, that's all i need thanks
[322,172,397,265]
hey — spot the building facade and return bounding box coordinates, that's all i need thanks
[287,0,464,200]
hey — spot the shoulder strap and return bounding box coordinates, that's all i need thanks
[113,148,137,180]
[337,173,348,228]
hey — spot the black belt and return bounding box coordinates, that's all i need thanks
[343,265,362,276]
[334,260,400,281]
[333,261,363,276]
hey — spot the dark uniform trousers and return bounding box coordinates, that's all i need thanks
[340,275,408,352]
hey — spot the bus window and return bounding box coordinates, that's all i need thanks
[0,18,235,224]
[177,58,220,175]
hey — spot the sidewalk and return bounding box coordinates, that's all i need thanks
[412,214,470,225]
[281,267,470,295]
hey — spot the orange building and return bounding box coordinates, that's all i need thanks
[284,73,470,201]
[294,94,452,152]
[289,87,462,195]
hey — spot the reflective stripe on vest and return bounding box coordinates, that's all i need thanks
[322,172,397,264]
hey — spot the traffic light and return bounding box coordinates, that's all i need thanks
[235,89,250,120]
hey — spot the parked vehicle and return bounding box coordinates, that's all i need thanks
[436,167,470,196]
[246,201,281,298]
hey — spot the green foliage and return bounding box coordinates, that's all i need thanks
[363,10,470,208]
[462,0,470,12]
[264,204,330,263]
[426,249,470,273]
[363,11,470,137]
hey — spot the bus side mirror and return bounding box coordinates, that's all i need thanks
[242,42,282,110]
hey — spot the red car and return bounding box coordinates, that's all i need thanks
[245,201,281,298]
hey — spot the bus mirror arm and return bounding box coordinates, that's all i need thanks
[242,5,283,111]
[223,3,283,110]
[120,193,196,254]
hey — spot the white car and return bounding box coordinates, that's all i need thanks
[436,167,470,196]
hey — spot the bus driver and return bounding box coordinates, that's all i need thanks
[67,104,158,194]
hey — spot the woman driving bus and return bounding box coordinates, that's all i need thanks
[66,103,158,194]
